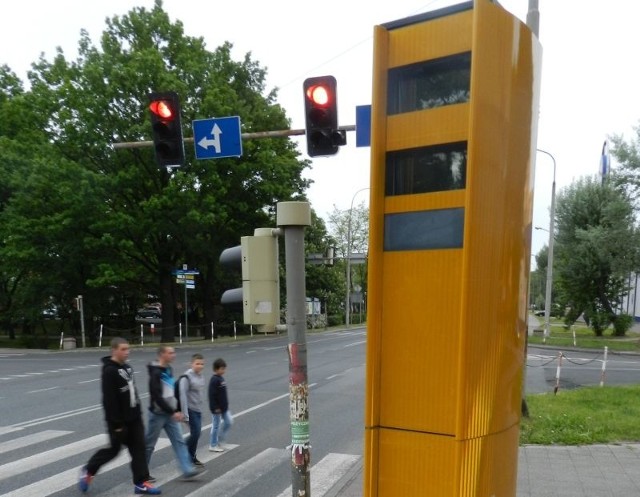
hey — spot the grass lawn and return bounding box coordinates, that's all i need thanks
[521,385,640,445]
[528,317,640,352]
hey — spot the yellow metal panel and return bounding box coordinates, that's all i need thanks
[384,189,466,214]
[377,429,458,495]
[386,104,469,152]
[457,425,521,496]
[375,424,519,497]
[364,24,390,497]
[455,0,540,441]
[387,10,473,68]
[365,1,540,495]
[379,249,462,434]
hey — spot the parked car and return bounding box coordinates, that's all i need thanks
[135,304,162,323]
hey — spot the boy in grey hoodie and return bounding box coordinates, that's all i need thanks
[178,353,206,466]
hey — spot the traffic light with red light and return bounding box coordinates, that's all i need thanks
[303,76,346,157]
[148,91,185,167]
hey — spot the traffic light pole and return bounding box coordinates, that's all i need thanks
[111,126,355,150]
[277,201,312,497]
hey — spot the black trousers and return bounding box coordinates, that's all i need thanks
[86,417,148,485]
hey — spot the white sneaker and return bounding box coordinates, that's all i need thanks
[209,445,224,452]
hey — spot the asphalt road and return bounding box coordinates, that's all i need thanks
[2,327,639,496]
[526,345,640,394]
[0,328,366,497]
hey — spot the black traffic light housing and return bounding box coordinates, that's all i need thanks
[148,91,185,167]
[303,76,346,157]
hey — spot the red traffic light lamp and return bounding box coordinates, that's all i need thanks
[148,91,185,167]
[303,76,346,157]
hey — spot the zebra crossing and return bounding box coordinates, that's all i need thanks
[0,427,361,497]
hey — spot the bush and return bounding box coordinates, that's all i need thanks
[327,314,344,327]
[612,313,634,337]
[18,334,54,349]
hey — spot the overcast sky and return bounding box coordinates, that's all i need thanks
[3,0,640,262]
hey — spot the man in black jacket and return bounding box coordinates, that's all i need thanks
[78,337,161,495]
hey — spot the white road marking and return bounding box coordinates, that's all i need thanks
[0,430,72,454]
[275,452,361,497]
[184,448,286,497]
[26,387,60,394]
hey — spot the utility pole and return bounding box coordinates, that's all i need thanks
[277,201,312,497]
[345,187,369,327]
[537,150,557,343]
[77,295,86,348]
[527,0,540,37]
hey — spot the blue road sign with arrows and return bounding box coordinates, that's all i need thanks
[193,116,243,159]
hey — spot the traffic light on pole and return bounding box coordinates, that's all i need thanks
[148,91,185,167]
[303,75,346,157]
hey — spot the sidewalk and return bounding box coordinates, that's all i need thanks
[329,443,640,496]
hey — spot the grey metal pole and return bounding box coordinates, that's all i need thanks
[184,281,188,339]
[345,214,352,328]
[537,149,557,343]
[112,125,357,150]
[345,187,369,327]
[78,295,86,348]
[527,0,540,37]
[277,202,312,497]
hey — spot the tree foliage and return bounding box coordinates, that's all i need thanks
[0,1,313,342]
[327,202,369,322]
[554,177,640,336]
[610,125,640,201]
[304,211,345,323]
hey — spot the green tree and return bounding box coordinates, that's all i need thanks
[529,245,547,312]
[0,64,86,341]
[554,177,640,336]
[305,210,344,325]
[22,1,309,340]
[610,125,640,200]
[327,202,369,322]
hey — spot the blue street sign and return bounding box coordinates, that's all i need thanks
[193,116,243,159]
[356,105,371,148]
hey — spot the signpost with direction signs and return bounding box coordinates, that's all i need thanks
[193,116,243,160]
[173,267,199,338]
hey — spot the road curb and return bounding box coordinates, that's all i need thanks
[324,455,363,497]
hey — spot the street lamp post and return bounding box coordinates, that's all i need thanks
[345,187,369,327]
[537,149,556,343]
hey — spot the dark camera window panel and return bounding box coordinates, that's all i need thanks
[388,52,471,115]
[386,142,467,196]
[384,208,464,251]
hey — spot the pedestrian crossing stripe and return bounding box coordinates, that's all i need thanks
[0,435,107,482]
[0,438,173,497]
[275,452,361,497]
[96,444,235,497]
[183,448,284,497]
[0,430,71,454]
[0,429,361,497]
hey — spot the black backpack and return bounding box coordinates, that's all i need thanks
[174,374,189,412]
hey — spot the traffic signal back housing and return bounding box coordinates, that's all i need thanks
[148,91,185,167]
[219,229,280,331]
[303,76,346,157]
